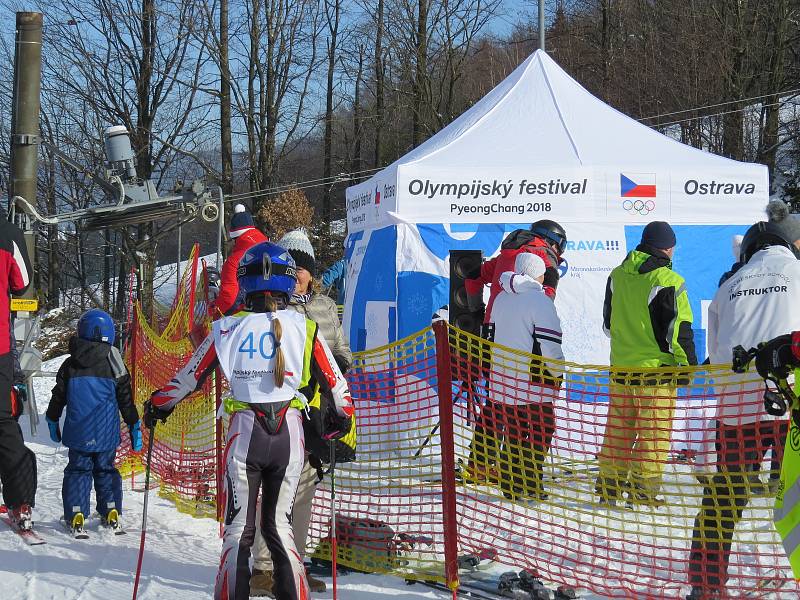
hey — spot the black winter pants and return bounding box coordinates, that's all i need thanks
[0,352,36,508]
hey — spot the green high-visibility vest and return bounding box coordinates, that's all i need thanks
[773,369,800,576]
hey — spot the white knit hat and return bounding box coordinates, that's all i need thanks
[514,253,546,279]
[278,228,316,274]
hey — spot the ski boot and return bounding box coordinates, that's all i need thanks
[686,586,722,600]
[8,504,33,532]
[498,571,535,599]
[518,569,552,599]
[554,585,578,600]
[69,512,89,539]
[102,508,121,532]
[625,482,665,509]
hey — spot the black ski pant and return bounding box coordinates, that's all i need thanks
[0,352,36,508]
[688,420,786,592]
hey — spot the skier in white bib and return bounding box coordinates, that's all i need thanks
[145,241,355,600]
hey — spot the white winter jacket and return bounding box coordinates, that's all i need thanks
[489,272,564,405]
[708,245,800,425]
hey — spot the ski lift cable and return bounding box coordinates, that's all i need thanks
[638,88,800,122]
[222,93,799,206]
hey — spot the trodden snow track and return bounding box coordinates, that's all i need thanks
[0,356,500,600]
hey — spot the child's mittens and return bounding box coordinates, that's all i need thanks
[129,420,143,452]
[46,417,61,443]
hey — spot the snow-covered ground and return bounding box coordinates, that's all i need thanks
[0,356,457,600]
[6,355,790,599]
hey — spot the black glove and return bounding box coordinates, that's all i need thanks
[143,398,174,429]
[322,410,353,441]
[755,334,795,381]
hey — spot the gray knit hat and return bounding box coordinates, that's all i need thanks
[278,228,316,275]
[766,200,800,243]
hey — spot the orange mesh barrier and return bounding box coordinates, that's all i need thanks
[118,245,221,519]
[123,279,798,597]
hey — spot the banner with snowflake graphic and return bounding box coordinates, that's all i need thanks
[343,222,754,365]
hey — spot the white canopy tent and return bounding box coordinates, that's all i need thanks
[343,50,767,363]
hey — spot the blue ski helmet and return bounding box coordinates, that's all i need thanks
[237,241,298,301]
[77,309,116,344]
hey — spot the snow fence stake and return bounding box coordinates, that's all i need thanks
[329,440,338,600]
[132,421,156,600]
[432,320,460,593]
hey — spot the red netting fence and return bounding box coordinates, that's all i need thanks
[121,264,798,597]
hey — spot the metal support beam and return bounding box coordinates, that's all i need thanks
[10,12,43,300]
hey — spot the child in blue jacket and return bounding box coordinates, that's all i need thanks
[46,309,141,535]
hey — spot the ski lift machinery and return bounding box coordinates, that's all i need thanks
[13,125,224,248]
[12,126,225,434]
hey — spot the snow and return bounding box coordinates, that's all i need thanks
[13,354,785,599]
[0,355,455,600]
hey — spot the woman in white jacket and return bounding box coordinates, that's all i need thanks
[489,253,564,501]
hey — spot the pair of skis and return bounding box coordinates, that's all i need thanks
[66,512,127,540]
[406,550,579,600]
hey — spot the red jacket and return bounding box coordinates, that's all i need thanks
[1,219,31,355]
[464,236,559,323]
[213,228,267,316]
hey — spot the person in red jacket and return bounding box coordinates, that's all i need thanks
[465,220,567,323]
[212,204,268,317]
[461,220,566,484]
[0,208,36,531]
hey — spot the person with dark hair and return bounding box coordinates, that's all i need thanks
[146,241,354,600]
[595,221,697,507]
[46,309,141,536]
[461,220,567,484]
[687,202,800,600]
[212,203,268,316]
[0,209,36,531]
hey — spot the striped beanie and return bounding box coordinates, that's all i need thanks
[229,204,255,238]
[278,228,316,275]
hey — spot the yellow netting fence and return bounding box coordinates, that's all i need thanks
[121,261,797,596]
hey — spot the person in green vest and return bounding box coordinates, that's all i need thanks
[595,221,697,507]
[752,331,800,580]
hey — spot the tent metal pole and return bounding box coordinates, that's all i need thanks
[539,1,545,51]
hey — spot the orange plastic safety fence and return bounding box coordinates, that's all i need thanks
[118,245,220,519]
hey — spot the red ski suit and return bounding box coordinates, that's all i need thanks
[213,228,268,316]
[464,236,560,323]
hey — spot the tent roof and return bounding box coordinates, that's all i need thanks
[381,50,747,170]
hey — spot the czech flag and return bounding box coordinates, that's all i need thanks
[620,173,656,198]
[374,186,381,205]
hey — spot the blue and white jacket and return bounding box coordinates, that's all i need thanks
[46,336,139,453]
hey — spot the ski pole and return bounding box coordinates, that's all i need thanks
[132,422,156,600]
[413,388,464,459]
[329,441,338,600]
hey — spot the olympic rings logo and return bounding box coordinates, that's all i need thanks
[622,199,656,215]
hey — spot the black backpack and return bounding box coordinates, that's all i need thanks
[501,228,536,250]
